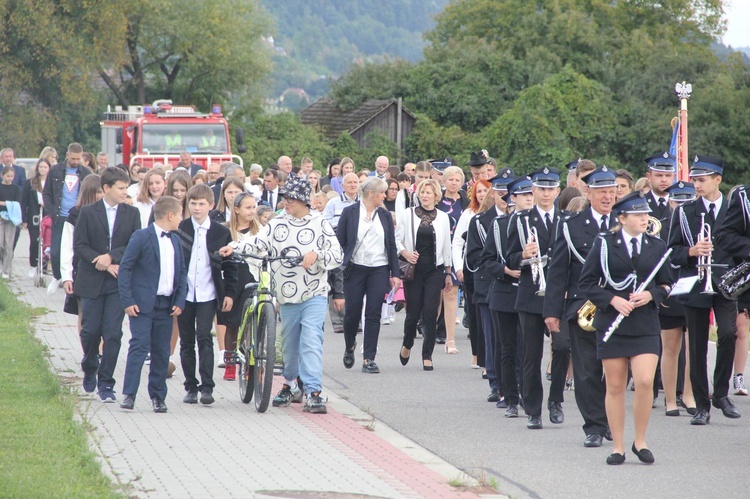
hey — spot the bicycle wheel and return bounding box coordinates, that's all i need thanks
[238,300,255,404]
[253,301,276,413]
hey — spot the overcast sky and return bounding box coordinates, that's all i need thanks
[723,0,750,48]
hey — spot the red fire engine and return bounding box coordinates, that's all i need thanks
[100,99,246,169]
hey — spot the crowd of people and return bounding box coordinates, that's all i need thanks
[2,143,749,466]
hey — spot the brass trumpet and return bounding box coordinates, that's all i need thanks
[696,213,717,295]
[523,216,546,296]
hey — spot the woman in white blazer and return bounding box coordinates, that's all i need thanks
[396,179,453,371]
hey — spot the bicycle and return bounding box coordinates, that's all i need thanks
[227,251,302,413]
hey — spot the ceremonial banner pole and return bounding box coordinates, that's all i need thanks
[675,82,692,181]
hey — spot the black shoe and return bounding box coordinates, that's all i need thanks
[272,384,301,407]
[584,434,603,448]
[303,392,327,414]
[712,396,741,419]
[343,343,356,369]
[504,405,518,418]
[183,391,198,404]
[399,346,411,366]
[548,401,564,424]
[435,337,446,345]
[200,390,214,405]
[362,360,380,374]
[604,428,613,441]
[82,372,97,393]
[394,302,404,312]
[690,409,711,425]
[678,397,698,415]
[120,394,135,410]
[496,398,508,409]
[487,390,500,403]
[545,372,552,382]
[423,359,434,371]
[526,415,543,429]
[462,315,469,329]
[606,453,625,465]
[631,443,655,464]
[686,406,697,416]
[151,397,168,413]
[665,408,680,417]
[333,328,344,334]
[481,371,488,380]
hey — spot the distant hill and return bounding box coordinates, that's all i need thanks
[260,0,448,108]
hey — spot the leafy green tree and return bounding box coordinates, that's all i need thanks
[242,113,333,167]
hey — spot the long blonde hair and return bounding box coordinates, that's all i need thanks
[228,192,261,240]
[137,168,166,204]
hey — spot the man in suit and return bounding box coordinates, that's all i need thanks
[369,156,389,180]
[668,155,740,425]
[119,196,188,413]
[177,183,238,405]
[261,169,282,210]
[508,167,568,429]
[481,177,532,417]
[177,151,204,177]
[0,148,26,188]
[544,165,616,447]
[73,167,141,401]
[43,143,92,290]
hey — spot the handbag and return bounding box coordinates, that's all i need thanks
[399,208,417,282]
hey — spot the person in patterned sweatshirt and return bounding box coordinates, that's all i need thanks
[220,173,343,414]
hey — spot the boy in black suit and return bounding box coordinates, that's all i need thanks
[73,167,141,402]
[119,196,188,413]
[177,184,237,405]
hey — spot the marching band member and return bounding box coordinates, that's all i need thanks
[479,176,531,417]
[544,165,616,447]
[580,191,673,465]
[467,168,515,403]
[667,155,740,425]
[507,167,567,429]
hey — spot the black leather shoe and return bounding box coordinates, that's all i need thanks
[343,343,356,369]
[200,390,215,405]
[604,428,613,441]
[120,394,135,410]
[496,398,508,409]
[152,397,168,413]
[584,434,603,448]
[435,337,446,345]
[712,396,741,419]
[632,443,655,464]
[183,391,198,404]
[606,453,625,465]
[526,415,543,429]
[399,346,410,366]
[548,401,564,424]
[361,359,380,374]
[690,409,711,425]
[665,408,680,417]
[504,405,518,418]
[487,390,500,403]
[423,359,434,371]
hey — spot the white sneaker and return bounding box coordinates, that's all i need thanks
[388,303,396,322]
[734,373,748,396]
[218,350,226,368]
[28,267,37,279]
[2,273,9,279]
[47,278,60,295]
[380,317,391,325]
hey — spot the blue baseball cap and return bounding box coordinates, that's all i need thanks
[581,165,617,189]
[612,191,652,215]
[644,152,676,173]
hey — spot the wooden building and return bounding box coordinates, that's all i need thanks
[300,98,416,151]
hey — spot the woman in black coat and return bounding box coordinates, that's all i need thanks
[21,158,50,275]
[580,191,673,466]
[336,177,400,374]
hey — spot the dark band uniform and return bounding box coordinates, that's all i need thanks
[716,183,750,312]
[544,166,615,442]
[579,191,673,359]
[507,167,569,426]
[666,155,739,422]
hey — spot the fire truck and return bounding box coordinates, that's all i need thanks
[100,99,246,169]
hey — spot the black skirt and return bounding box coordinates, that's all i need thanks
[596,331,661,360]
[217,262,255,327]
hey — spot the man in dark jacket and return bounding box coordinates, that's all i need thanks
[42,142,92,292]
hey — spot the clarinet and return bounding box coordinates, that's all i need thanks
[602,248,673,342]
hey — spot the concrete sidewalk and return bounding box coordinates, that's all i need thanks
[10,232,499,498]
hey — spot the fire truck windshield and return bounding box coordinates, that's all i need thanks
[141,124,228,154]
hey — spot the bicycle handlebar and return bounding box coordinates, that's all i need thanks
[230,252,303,265]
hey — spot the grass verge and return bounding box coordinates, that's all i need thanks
[0,282,119,497]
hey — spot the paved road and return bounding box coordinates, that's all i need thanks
[321,309,750,499]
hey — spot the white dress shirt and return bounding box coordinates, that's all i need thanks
[187,217,217,302]
[153,223,175,296]
[622,229,644,258]
[701,194,723,220]
[103,199,118,248]
[351,203,387,267]
[591,207,610,231]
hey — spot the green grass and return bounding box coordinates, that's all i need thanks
[0,283,119,497]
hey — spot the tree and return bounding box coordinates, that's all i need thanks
[242,113,333,168]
